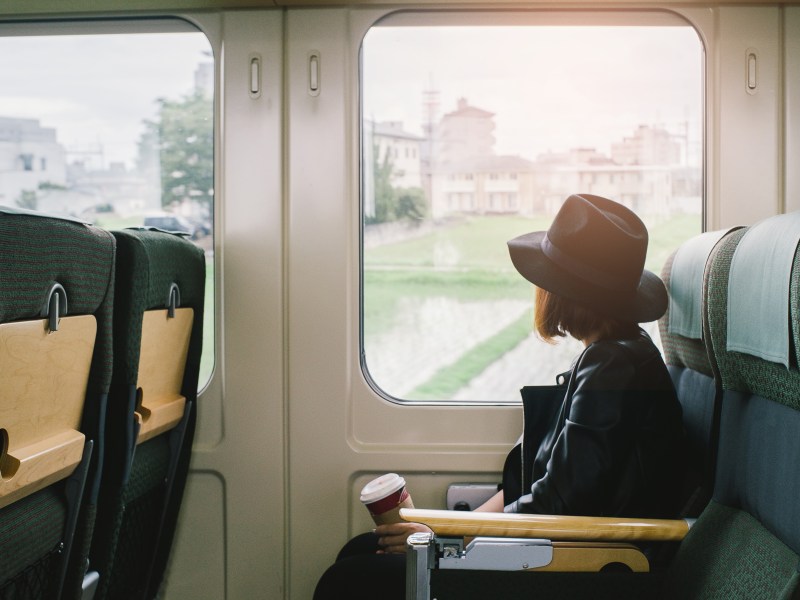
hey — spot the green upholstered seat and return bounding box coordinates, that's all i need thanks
[662,224,800,598]
[660,249,715,379]
[658,231,738,519]
[0,209,116,600]
[90,228,205,600]
[413,223,800,600]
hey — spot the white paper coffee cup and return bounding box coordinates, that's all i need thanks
[360,473,414,525]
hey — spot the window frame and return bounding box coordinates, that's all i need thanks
[0,15,218,393]
[358,8,707,406]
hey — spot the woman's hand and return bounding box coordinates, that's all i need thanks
[374,522,433,555]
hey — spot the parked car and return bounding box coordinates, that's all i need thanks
[143,213,208,239]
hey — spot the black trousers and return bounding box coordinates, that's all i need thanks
[313,532,406,600]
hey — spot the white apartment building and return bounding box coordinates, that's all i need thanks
[434,98,495,165]
[369,100,699,222]
[372,121,424,189]
[0,116,67,207]
[534,162,675,218]
[430,155,536,219]
[611,124,682,166]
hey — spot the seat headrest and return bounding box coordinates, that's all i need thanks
[727,212,800,367]
[668,228,739,340]
[706,226,800,412]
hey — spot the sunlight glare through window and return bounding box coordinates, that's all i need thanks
[361,19,703,403]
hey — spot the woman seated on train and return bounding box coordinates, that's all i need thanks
[314,193,685,599]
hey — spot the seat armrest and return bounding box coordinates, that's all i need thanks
[399,508,692,542]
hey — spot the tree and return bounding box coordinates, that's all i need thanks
[367,143,395,225]
[139,90,213,211]
[395,187,426,222]
[366,142,427,225]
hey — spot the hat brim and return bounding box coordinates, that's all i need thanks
[508,231,668,323]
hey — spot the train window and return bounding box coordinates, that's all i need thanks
[361,14,703,403]
[0,21,215,388]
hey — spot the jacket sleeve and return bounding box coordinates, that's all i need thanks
[506,343,640,516]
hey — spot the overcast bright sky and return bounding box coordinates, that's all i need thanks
[0,31,211,168]
[0,22,702,170]
[363,24,703,162]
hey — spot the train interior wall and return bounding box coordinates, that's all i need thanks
[1,4,798,599]
[169,6,800,599]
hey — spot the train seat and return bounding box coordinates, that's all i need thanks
[401,229,734,599]
[658,227,741,518]
[661,216,800,597]
[416,226,741,596]
[89,228,205,600]
[403,220,800,599]
[0,208,116,600]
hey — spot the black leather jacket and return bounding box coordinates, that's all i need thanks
[505,330,684,518]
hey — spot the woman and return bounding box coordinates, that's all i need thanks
[314,193,684,597]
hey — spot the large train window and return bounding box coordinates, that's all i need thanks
[361,13,703,402]
[0,20,215,388]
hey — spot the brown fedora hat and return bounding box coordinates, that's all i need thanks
[507,194,667,323]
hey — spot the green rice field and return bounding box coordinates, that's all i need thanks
[364,213,700,400]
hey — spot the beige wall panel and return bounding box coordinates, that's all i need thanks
[715,6,781,228]
[286,7,522,599]
[163,10,286,599]
[786,7,800,213]
[162,473,226,598]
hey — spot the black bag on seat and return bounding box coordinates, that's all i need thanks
[502,379,567,507]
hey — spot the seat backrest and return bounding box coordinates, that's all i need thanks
[657,228,739,518]
[664,220,800,598]
[91,228,205,600]
[0,208,116,600]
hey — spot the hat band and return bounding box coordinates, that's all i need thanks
[541,234,635,292]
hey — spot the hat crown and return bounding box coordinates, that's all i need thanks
[506,194,667,322]
[546,194,647,292]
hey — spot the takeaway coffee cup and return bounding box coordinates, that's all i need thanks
[360,473,414,525]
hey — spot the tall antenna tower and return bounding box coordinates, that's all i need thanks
[421,74,440,166]
[421,75,440,204]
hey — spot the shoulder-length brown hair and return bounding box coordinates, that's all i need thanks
[534,286,639,343]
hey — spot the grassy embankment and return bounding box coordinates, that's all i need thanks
[364,214,699,400]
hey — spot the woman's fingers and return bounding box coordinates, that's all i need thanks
[374,522,432,554]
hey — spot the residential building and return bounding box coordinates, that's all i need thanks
[430,155,536,218]
[0,116,67,207]
[372,121,424,189]
[434,97,495,165]
[611,124,682,166]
